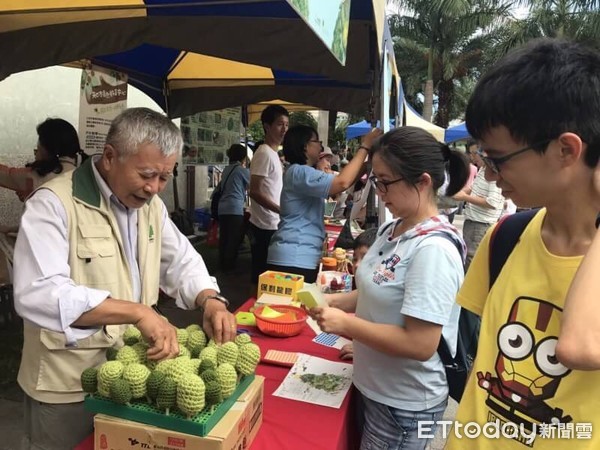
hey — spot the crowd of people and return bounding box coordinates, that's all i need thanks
[2,37,600,450]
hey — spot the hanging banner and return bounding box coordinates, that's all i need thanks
[181,107,242,165]
[79,64,128,153]
[287,0,351,65]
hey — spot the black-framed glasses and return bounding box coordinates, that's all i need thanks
[369,175,404,193]
[477,140,551,174]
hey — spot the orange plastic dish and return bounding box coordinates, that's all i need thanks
[253,305,307,337]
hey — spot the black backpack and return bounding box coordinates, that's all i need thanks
[437,209,538,402]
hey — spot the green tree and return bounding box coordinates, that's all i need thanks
[492,0,600,58]
[246,120,264,143]
[289,111,318,129]
[390,0,512,126]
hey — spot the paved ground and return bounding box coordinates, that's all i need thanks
[0,215,465,450]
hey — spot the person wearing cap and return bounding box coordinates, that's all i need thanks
[316,146,335,174]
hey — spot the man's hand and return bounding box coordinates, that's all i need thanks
[135,307,179,361]
[202,299,236,344]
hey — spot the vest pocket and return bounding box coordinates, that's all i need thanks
[37,328,115,392]
[77,225,118,285]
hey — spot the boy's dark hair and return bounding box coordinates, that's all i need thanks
[466,38,600,167]
[260,105,289,128]
[353,228,377,250]
[226,144,247,162]
[282,125,317,165]
[27,118,86,177]
[370,126,469,197]
[465,139,478,151]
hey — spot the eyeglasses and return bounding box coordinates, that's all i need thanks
[477,140,551,174]
[369,175,404,193]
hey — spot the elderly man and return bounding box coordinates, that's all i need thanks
[14,107,236,450]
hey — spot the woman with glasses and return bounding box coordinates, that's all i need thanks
[309,126,469,450]
[0,118,87,202]
[266,125,381,283]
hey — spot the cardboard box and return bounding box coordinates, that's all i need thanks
[258,271,304,300]
[94,376,264,450]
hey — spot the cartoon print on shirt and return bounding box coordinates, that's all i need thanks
[476,297,572,443]
[372,253,401,285]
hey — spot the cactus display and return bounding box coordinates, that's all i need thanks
[83,325,262,421]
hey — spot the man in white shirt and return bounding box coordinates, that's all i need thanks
[13,108,235,450]
[248,105,289,286]
[453,143,505,269]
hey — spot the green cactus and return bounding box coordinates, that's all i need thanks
[185,324,202,334]
[176,373,206,419]
[200,368,219,384]
[122,326,142,345]
[217,342,239,366]
[205,380,223,412]
[190,343,205,359]
[97,360,124,397]
[116,346,140,366]
[176,328,189,347]
[199,347,218,366]
[198,358,216,375]
[110,378,133,405]
[146,370,166,403]
[156,377,178,415]
[187,330,207,352]
[234,333,252,346]
[167,356,195,384]
[155,358,175,374]
[236,343,261,376]
[216,363,237,399]
[122,363,151,399]
[131,342,148,365]
[80,367,98,395]
[178,346,191,358]
[106,346,119,361]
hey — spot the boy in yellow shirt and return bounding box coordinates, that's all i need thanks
[446,38,600,449]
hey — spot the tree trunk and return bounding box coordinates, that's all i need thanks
[422,79,434,122]
[436,79,454,128]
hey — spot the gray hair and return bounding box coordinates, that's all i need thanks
[106,107,183,159]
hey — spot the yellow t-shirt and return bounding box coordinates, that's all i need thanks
[447,209,600,449]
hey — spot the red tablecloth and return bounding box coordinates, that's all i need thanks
[76,298,357,450]
[243,299,357,450]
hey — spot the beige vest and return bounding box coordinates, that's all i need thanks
[18,159,162,403]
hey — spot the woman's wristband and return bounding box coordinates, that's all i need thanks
[358,145,370,152]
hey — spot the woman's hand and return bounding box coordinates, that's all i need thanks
[360,128,383,150]
[309,306,349,335]
[339,343,354,361]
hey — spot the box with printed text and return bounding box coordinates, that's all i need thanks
[257,271,304,300]
[94,376,264,450]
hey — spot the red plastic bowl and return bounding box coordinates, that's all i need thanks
[253,305,307,337]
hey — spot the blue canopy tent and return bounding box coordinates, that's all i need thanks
[444,122,471,143]
[346,120,393,140]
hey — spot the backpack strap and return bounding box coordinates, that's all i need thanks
[488,209,539,289]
